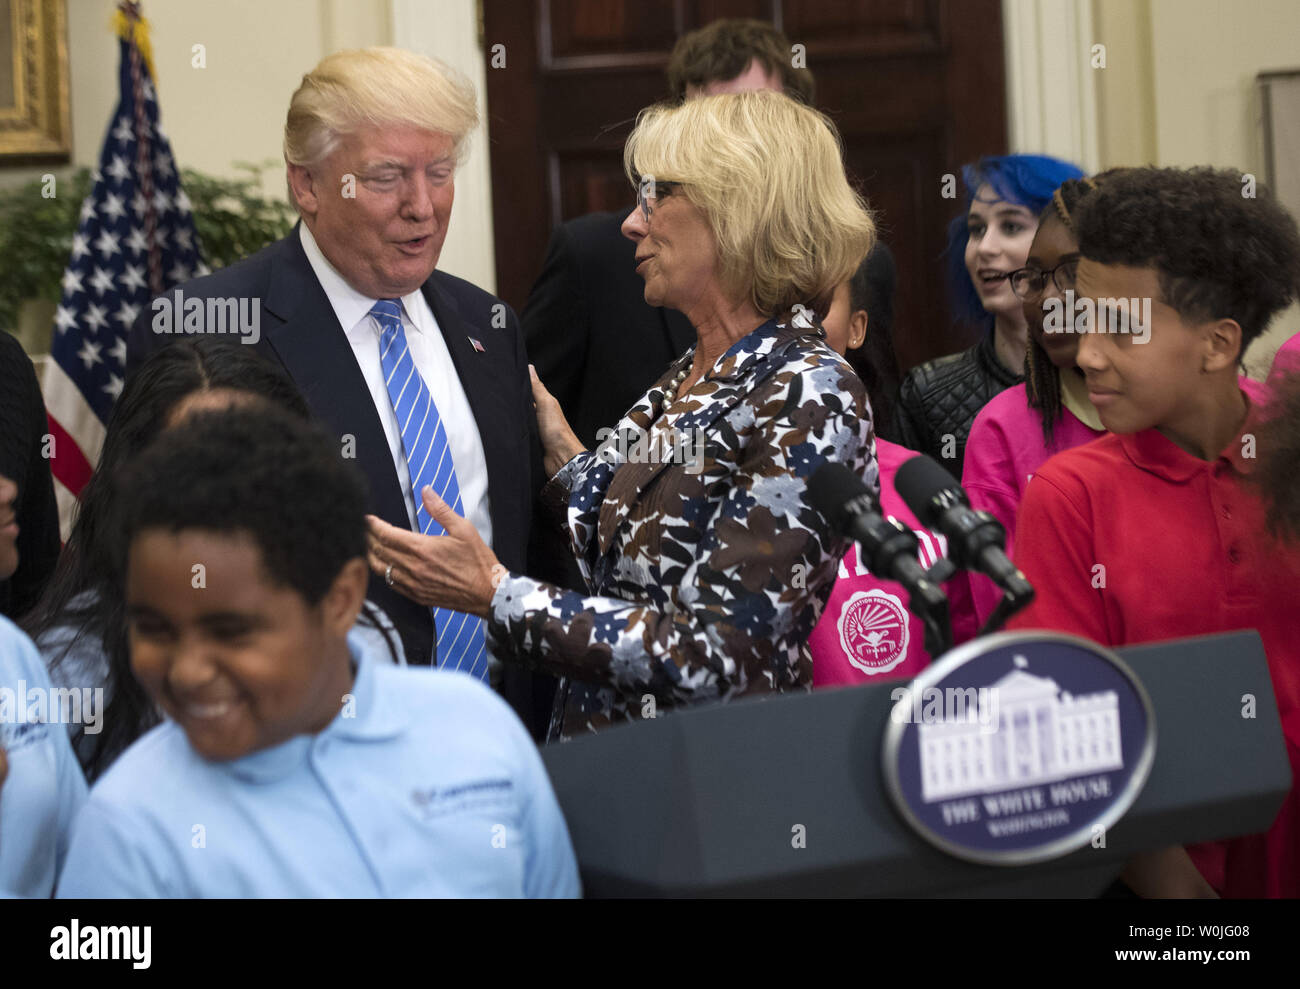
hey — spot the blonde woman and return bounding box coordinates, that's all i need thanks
[368,92,878,738]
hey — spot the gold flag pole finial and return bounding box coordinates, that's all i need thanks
[113,1,157,82]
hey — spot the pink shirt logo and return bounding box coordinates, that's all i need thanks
[838,589,911,675]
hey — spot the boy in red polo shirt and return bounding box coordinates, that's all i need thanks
[1008,166,1300,898]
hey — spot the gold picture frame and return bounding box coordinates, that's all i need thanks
[0,0,69,158]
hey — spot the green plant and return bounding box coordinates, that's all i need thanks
[0,160,295,337]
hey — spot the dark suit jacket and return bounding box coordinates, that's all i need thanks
[522,209,695,450]
[125,229,555,737]
[0,330,61,620]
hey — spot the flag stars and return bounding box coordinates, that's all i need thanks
[126,228,149,255]
[106,155,132,183]
[54,305,77,334]
[152,189,171,214]
[109,337,128,367]
[173,189,193,215]
[120,262,147,291]
[130,192,149,220]
[76,339,103,370]
[112,116,134,144]
[101,192,126,221]
[167,260,190,284]
[114,301,140,329]
[154,150,174,180]
[89,267,115,296]
[80,199,97,223]
[93,229,121,260]
[83,303,108,332]
[60,269,83,296]
[70,232,91,261]
[103,373,124,401]
[173,227,193,251]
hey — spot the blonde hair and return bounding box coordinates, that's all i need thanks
[284,47,479,204]
[623,91,875,318]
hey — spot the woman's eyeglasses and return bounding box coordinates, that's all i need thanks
[636,177,682,221]
[1009,258,1080,299]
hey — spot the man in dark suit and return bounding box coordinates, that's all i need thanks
[126,47,553,737]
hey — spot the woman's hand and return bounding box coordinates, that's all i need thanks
[366,487,504,618]
[531,364,586,477]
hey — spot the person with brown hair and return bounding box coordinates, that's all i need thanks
[665,17,814,104]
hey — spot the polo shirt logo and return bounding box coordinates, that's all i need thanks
[838,589,909,675]
[410,778,515,819]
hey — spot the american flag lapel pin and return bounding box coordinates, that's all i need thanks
[468,337,486,353]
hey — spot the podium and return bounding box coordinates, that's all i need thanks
[540,630,1291,897]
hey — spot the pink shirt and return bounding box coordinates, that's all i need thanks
[962,384,1104,624]
[811,439,978,686]
[1270,330,1300,383]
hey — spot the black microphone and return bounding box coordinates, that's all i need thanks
[807,463,952,655]
[894,454,1034,609]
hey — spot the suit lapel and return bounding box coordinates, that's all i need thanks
[420,275,515,548]
[261,232,411,532]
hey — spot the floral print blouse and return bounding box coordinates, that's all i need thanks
[487,315,878,739]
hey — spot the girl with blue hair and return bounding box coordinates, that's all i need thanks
[893,154,1085,477]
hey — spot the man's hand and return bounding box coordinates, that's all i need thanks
[530,364,586,477]
[366,487,503,618]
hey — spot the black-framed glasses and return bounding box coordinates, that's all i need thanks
[1009,258,1080,299]
[635,177,682,221]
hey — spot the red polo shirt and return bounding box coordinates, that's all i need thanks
[1008,395,1300,897]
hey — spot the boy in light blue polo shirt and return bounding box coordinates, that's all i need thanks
[55,406,579,898]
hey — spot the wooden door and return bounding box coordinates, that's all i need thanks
[482,0,1008,369]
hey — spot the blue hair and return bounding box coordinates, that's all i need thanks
[945,154,1086,327]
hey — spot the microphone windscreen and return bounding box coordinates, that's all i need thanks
[894,454,962,528]
[806,462,873,531]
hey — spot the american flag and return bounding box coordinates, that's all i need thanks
[42,4,207,536]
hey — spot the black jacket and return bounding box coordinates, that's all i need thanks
[0,331,61,619]
[893,329,1022,480]
[522,209,695,450]
[125,230,556,738]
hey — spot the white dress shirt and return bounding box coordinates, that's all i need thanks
[299,224,493,549]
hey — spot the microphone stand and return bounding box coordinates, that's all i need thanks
[855,521,955,657]
[911,562,955,658]
[977,573,1036,637]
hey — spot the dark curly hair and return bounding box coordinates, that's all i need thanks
[1073,166,1300,350]
[115,404,368,604]
[666,18,814,104]
[1251,367,1300,543]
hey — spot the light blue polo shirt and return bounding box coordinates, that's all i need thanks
[0,616,89,898]
[55,632,580,898]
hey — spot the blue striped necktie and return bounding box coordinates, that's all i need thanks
[371,299,488,681]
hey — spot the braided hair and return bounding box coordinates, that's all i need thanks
[1024,176,1098,446]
